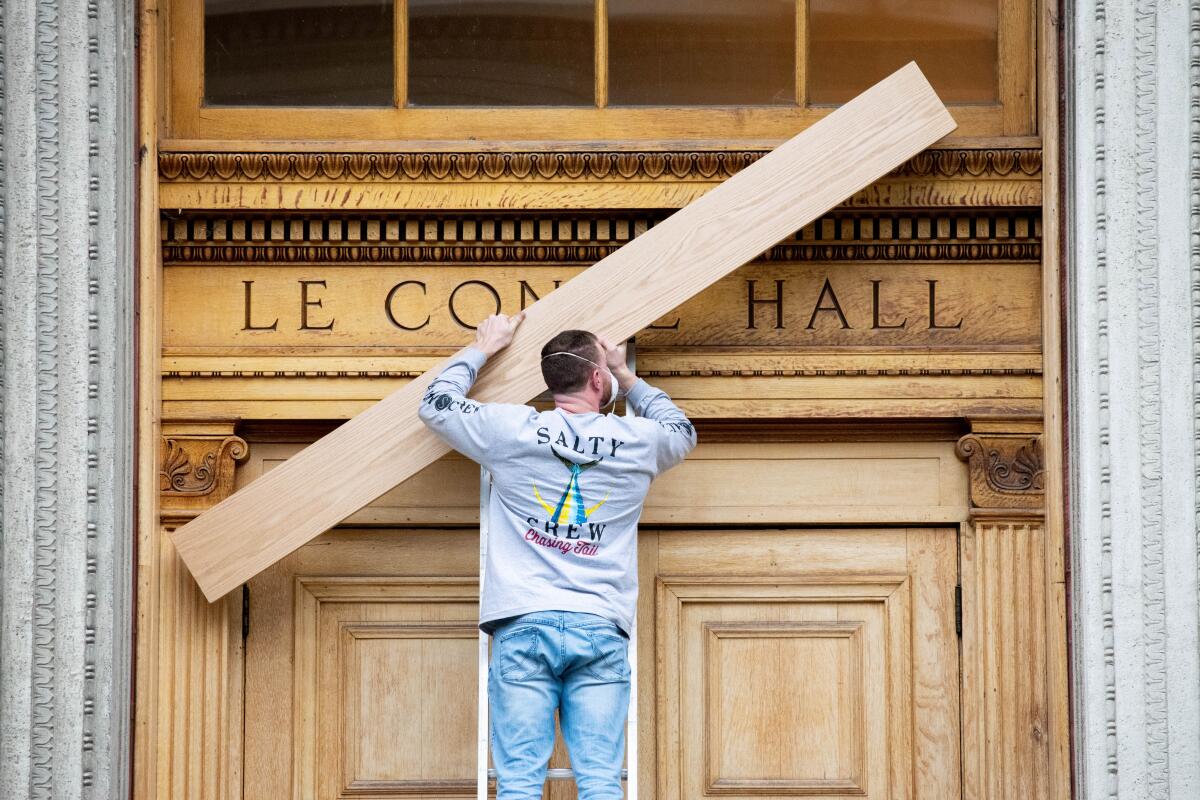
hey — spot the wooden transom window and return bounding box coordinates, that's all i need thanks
[167,0,1035,142]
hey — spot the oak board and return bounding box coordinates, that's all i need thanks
[171,63,957,601]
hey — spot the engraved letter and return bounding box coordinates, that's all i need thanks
[299,280,335,330]
[805,277,851,329]
[384,280,430,331]
[870,279,907,330]
[927,279,963,330]
[519,279,563,310]
[242,280,278,331]
[449,280,502,329]
[746,279,785,329]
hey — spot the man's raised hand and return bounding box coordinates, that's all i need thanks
[472,311,525,357]
[597,335,637,389]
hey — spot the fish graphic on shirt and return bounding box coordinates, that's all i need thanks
[532,451,610,524]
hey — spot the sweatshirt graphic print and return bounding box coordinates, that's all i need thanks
[417,347,697,636]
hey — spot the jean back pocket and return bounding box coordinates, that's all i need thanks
[585,631,629,682]
[497,627,541,681]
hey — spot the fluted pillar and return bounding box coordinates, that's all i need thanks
[0,1,135,798]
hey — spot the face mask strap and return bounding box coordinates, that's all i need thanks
[540,351,603,370]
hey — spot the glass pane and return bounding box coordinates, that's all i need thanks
[808,0,998,104]
[204,0,393,106]
[408,0,594,106]
[608,0,795,106]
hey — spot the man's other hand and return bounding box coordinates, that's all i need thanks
[597,335,637,389]
[472,311,525,357]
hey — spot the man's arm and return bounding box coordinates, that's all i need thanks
[417,312,525,468]
[598,336,697,473]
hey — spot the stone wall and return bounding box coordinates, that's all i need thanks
[1068,0,1200,796]
[0,1,134,798]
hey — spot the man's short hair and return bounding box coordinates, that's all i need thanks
[540,330,602,394]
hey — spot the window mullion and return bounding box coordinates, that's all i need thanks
[595,0,608,108]
[796,0,807,107]
[395,0,408,108]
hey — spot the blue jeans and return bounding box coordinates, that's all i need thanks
[489,610,630,799]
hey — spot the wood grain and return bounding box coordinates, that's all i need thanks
[170,63,957,601]
[1037,0,1074,794]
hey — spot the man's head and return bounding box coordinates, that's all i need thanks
[540,330,604,395]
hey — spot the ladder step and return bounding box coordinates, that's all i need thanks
[485,768,629,781]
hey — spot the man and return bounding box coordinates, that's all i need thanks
[417,312,696,799]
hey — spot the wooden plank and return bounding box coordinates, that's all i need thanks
[171,63,957,601]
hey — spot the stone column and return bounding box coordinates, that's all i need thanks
[0,1,135,799]
[1069,0,1200,797]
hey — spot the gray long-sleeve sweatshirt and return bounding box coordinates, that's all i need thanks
[417,347,697,636]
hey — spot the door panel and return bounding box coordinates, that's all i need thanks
[243,528,958,799]
[304,579,479,796]
[661,580,903,796]
[655,528,958,799]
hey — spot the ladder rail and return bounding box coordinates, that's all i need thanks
[624,339,638,800]
[477,467,492,800]
[477,339,639,797]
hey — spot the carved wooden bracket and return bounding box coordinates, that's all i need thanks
[160,421,248,515]
[956,428,1045,514]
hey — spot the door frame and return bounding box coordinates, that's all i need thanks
[130,2,1070,797]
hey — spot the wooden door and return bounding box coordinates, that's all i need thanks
[650,528,959,800]
[243,527,959,800]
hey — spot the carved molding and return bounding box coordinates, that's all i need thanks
[163,241,1040,264]
[158,147,1042,209]
[1068,0,1200,794]
[162,367,1042,380]
[956,433,1045,513]
[159,423,249,513]
[160,209,1041,265]
[0,0,136,797]
[159,147,1042,184]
